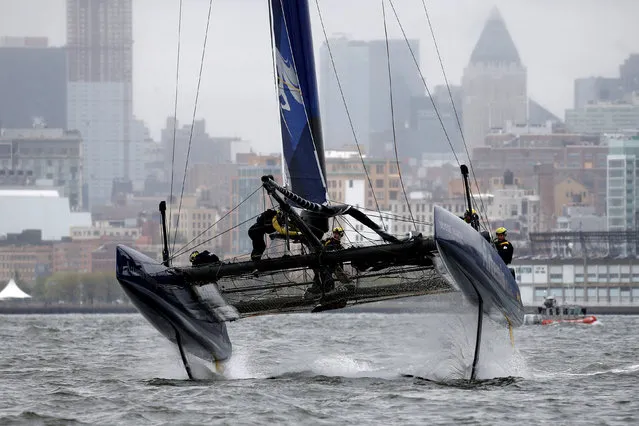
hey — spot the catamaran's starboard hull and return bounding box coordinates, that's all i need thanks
[433,206,524,327]
[115,245,233,362]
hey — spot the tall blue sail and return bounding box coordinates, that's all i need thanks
[270,0,327,205]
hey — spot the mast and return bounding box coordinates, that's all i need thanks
[270,0,328,235]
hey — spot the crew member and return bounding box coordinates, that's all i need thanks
[460,209,479,225]
[493,227,514,265]
[248,208,301,261]
[189,250,220,266]
[323,227,344,251]
[306,227,345,297]
[248,209,278,261]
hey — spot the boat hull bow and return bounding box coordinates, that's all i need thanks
[115,245,233,362]
[433,206,524,326]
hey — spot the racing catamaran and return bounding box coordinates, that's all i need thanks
[115,0,524,381]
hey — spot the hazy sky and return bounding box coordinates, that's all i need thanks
[1,0,638,153]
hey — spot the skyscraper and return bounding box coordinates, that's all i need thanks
[574,77,623,109]
[606,134,639,235]
[620,54,639,95]
[407,85,464,157]
[461,8,527,149]
[320,38,370,151]
[0,37,67,129]
[319,37,421,153]
[66,0,133,207]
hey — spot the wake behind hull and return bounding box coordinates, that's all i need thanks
[433,206,524,327]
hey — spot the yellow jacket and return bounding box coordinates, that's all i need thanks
[271,215,301,237]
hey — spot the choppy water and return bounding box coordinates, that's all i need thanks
[1,299,638,425]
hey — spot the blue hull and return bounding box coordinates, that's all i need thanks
[433,206,524,327]
[115,245,232,362]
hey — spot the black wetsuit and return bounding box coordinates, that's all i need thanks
[248,209,277,260]
[190,250,220,266]
[494,239,514,265]
[308,237,344,295]
[322,237,343,251]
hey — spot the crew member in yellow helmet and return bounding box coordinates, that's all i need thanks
[306,226,346,297]
[460,209,479,225]
[493,227,514,265]
[189,249,220,266]
[323,226,344,251]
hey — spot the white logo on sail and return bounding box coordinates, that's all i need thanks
[276,49,303,111]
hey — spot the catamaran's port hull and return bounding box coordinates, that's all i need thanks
[116,245,232,362]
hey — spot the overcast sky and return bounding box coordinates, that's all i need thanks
[1,0,638,153]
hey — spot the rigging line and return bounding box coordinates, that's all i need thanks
[172,185,263,257]
[467,184,491,234]
[341,216,379,244]
[339,217,415,256]
[323,196,432,225]
[385,0,460,168]
[171,0,215,254]
[312,0,385,229]
[382,0,417,232]
[170,213,262,260]
[386,0,491,232]
[333,217,354,246]
[168,0,184,242]
[420,0,491,232]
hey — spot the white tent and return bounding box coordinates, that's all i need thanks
[0,278,32,300]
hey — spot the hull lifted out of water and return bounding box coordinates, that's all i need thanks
[115,175,525,380]
[433,205,523,327]
[116,245,235,363]
[115,0,525,381]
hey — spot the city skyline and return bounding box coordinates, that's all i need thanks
[1,0,638,154]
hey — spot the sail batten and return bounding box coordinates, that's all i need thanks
[271,0,327,204]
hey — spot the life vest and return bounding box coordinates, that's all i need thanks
[271,213,301,237]
[324,238,340,247]
[494,240,512,249]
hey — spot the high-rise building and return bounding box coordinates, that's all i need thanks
[320,38,369,151]
[229,155,282,257]
[129,119,153,193]
[325,149,401,211]
[160,118,242,194]
[66,0,133,207]
[607,134,639,233]
[407,85,464,156]
[574,77,624,109]
[620,54,639,95]
[565,102,639,134]
[461,7,527,149]
[0,37,67,129]
[0,128,83,209]
[319,37,421,152]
